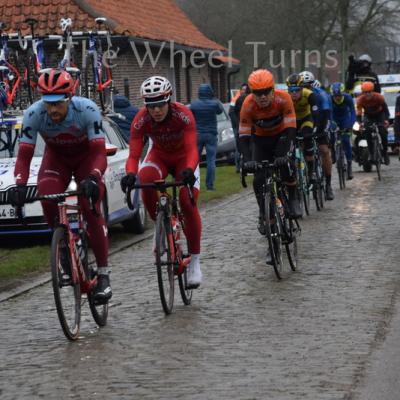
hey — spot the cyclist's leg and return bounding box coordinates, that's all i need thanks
[137,150,168,220]
[37,149,72,228]
[275,128,301,218]
[252,135,276,232]
[342,129,353,178]
[317,132,334,200]
[175,159,202,287]
[76,157,111,302]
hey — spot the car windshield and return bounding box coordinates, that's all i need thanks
[383,90,400,108]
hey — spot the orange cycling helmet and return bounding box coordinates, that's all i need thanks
[248,69,275,91]
[361,81,374,93]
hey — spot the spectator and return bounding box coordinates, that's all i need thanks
[110,94,139,142]
[190,83,223,191]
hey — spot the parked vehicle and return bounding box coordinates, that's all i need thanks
[0,114,146,235]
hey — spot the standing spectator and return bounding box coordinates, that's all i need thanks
[229,83,250,172]
[190,83,223,191]
[110,94,139,142]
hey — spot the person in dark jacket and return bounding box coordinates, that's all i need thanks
[110,95,139,142]
[345,54,381,94]
[190,84,224,190]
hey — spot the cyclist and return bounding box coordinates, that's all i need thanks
[330,82,356,179]
[239,69,301,236]
[10,69,112,304]
[286,73,322,189]
[121,76,202,289]
[356,81,390,165]
[299,70,334,200]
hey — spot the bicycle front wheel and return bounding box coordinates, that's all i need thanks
[374,139,382,181]
[51,227,81,341]
[264,193,284,279]
[155,211,175,314]
[337,147,346,190]
[284,218,300,271]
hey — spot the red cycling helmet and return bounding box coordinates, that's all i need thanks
[38,69,74,101]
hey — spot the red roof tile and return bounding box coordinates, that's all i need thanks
[0,0,225,51]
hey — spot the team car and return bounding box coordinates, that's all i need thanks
[0,113,147,235]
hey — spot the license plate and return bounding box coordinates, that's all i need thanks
[0,205,18,219]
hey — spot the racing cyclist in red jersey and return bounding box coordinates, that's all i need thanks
[10,69,112,304]
[121,76,202,289]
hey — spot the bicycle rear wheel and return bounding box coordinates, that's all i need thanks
[51,227,81,341]
[155,211,175,314]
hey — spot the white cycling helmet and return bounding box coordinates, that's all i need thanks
[299,70,315,85]
[353,83,362,97]
[358,54,372,63]
[140,76,172,104]
[311,79,321,89]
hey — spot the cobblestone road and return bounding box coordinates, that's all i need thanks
[1,160,400,400]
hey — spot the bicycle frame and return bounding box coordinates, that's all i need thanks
[87,20,113,93]
[0,29,21,106]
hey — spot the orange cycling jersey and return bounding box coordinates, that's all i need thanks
[356,92,386,116]
[239,90,296,137]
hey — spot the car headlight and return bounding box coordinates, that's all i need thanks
[353,121,360,132]
[221,128,234,142]
[68,179,78,191]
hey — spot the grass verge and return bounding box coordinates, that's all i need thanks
[0,165,245,283]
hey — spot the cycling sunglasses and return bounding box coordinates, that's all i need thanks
[252,88,273,97]
[146,101,169,109]
[288,86,302,93]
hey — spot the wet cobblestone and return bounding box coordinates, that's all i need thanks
[1,161,400,399]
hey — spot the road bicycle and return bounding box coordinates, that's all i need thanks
[50,18,81,94]
[18,18,47,105]
[127,180,193,315]
[295,135,310,216]
[83,17,114,112]
[242,161,300,280]
[21,191,108,340]
[335,129,348,190]
[0,22,21,110]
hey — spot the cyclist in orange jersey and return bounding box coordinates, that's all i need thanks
[239,68,301,235]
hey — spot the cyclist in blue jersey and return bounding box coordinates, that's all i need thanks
[10,69,112,304]
[330,82,356,179]
[300,71,334,200]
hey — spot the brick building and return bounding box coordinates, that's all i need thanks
[1,0,239,106]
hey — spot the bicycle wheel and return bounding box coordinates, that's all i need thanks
[24,49,40,106]
[178,263,193,305]
[51,227,81,341]
[155,211,175,314]
[83,53,96,101]
[337,147,346,190]
[284,218,299,271]
[264,192,284,279]
[300,165,310,216]
[82,230,108,327]
[374,139,382,181]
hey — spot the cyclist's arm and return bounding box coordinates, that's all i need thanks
[345,94,357,125]
[309,92,326,134]
[276,93,297,156]
[183,109,200,170]
[126,110,145,175]
[356,97,364,123]
[238,100,253,162]
[14,106,39,185]
[85,102,107,180]
[382,98,390,121]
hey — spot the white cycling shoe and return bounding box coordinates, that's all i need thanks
[186,254,202,289]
